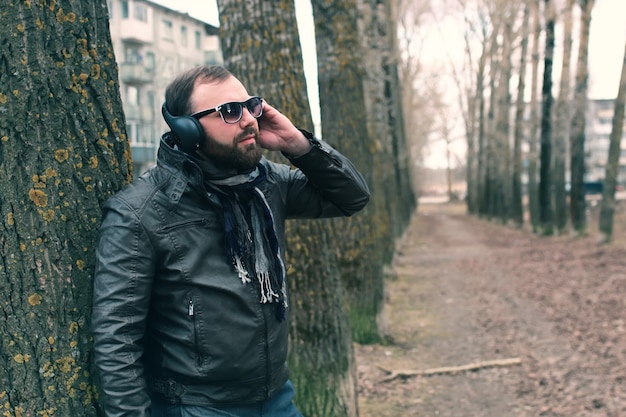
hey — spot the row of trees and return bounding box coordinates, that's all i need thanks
[0,0,418,416]
[454,0,626,240]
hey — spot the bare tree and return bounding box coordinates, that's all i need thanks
[598,40,626,242]
[553,0,576,232]
[527,0,543,230]
[569,0,596,233]
[312,0,383,352]
[0,1,131,415]
[216,1,358,415]
[538,0,556,234]
[512,0,531,226]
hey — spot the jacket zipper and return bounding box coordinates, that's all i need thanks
[188,298,203,367]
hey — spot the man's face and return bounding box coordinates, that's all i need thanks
[190,76,263,171]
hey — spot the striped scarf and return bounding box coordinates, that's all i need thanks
[205,165,287,321]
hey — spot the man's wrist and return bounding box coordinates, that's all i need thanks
[282,130,315,158]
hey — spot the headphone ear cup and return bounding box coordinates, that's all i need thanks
[161,103,204,154]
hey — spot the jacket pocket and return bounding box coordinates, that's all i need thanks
[187,292,212,370]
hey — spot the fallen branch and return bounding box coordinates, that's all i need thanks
[378,357,522,383]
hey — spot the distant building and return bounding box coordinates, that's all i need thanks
[585,98,626,184]
[107,0,222,175]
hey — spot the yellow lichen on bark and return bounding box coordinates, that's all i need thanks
[29,189,48,208]
[90,64,100,79]
[54,149,69,162]
[13,354,31,363]
[28,293,43,306]
[76,260,85,270]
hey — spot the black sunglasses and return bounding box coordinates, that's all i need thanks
[190,96,264,124]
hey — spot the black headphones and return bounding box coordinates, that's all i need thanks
[161,102,204,154]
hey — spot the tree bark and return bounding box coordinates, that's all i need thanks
[538,0,556,234]
[311,0,384,348]
[569,0,596,233]
[528,0,542,231]
[553,0,576,232]
[216,1,358,415]
[512,0,531,227]
[0,1,131,415]
[598,40,626,242]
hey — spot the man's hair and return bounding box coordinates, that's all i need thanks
[164,65,232,116]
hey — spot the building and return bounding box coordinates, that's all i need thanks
[107,0,222,175]
[585,98,626,184]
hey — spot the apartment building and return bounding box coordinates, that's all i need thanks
[585,99,626,184]
[107,0,222,175]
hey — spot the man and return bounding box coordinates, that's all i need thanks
[91,65,370,417]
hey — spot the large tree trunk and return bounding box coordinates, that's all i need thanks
[311,0,385,348]
[598,40,626,242]
[216,1,358,415]
[0,1,131,415]
[569,0,596,233]
[553,0,576,232]
[370,0,417,230]
[538,0,556,234]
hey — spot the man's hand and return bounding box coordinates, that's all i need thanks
[257,102,311,157]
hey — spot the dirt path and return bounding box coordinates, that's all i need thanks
[356,202,626,417]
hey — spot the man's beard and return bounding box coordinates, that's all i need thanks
[202,127,263,172]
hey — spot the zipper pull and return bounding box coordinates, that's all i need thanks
[188,299,194,316]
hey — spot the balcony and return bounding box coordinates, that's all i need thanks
[119,62,154,84]
[119,19,153,44]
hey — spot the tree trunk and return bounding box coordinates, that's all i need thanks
[0,1,131,415]
[598,40,626,242]
[553,0,575,232]
[216,1,358,415]
[528,0,542,231]
[381,0,416,234]
[512,0,531,227]
[476,46,488,217]
[494,18,514,223]
[322,0,388,345]
[569,0,595,233]
[538,0,555,234]
[483,31,499,218]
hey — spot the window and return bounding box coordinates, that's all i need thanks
[195,30,202,49]
[134,3,148,22]
[145,52,155,71]
[126,86,139,105]
[162,19,173,41]
[124,47,143,64]
[121,0,129,18]
[180,25,188,47]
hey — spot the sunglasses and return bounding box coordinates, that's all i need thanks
[190,96,264,124]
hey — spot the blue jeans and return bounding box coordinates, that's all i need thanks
[151,380,304,417]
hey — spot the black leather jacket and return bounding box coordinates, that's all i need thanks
[91,133,369,417]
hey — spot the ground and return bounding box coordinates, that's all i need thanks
[356,200,626,417]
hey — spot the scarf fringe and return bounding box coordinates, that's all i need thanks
[234,255,252,284]
[257,271,279,304]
